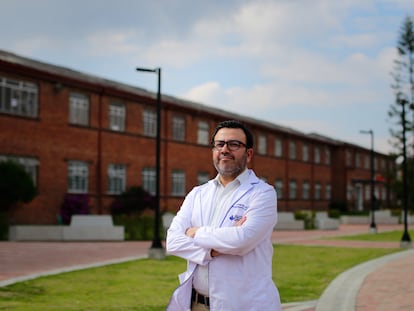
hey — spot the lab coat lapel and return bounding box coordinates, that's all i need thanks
[218,171,258,227]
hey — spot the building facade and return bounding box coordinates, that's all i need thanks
[0,50,396,225]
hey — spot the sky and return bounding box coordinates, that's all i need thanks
[1,0,413,154]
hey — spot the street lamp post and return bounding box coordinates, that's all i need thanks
[136,67,165,259]
[360,129,377,233]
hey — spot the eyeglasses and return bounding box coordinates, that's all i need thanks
[212,140,247,151]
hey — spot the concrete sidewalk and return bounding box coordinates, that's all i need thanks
[0,224,412,311]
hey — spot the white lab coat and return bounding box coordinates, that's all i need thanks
[166,169,281,311]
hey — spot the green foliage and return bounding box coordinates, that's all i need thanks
[294,210,316,229]
[0,160,37,211]
[388,15,414,157]
[330,229,414,242]
[110,186,155,215]
[59,194,91,225]
[113,214,158,240]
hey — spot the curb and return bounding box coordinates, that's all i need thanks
[314,249,414,311]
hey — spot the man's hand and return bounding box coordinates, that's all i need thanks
[235,215,247,226]
[185,226,199,238]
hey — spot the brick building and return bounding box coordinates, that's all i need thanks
[0,50,396,225]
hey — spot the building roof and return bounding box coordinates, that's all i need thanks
[0,49,381,152]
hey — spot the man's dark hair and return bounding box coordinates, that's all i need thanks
[211,120,254,148]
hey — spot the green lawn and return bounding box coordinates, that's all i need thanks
[328,229,414,242]
[0,231,406,310]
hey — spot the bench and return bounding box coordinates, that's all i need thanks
[340,215,370,225]
[9,215,124,241]
[63,215,124,241]
[315,212,339,230]
[370,210,399,225]
[274,212,305,230]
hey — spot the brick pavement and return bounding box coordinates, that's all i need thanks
[0,224,412,311]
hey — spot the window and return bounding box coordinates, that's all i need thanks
[346,150,353,167]
[365,185,370,201]
[289,141,296,160]
[68,161,88,193]
[302,181,310,199]
[258,134,267,155]
[347,184,353,200]
[314,182,321,200]
[275,179,283,199]
[171,170,186,196]
[197,172,210,185]
[326,183,332,200]
[142,167,156,195]
[109,103,125,131]
[197,121,209,145]
[289,180,297,199]
[69,93,89,126]
[325,147,331,165]
[0,77,38,118]
[0,155,38,186]
[355,152,361,168]
[172,116,185,141]
[364,155,370,169]
[107,164,126,194]
[302,144,309,162]
[314,147,321,164]
[143,109,157,137]
[274,138,283,157]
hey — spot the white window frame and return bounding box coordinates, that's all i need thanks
[274,138,283,157]
[171,169,186,196]
[68,161,88,193]
[0,77,38,118]
[142,167,156,195]
[143,109,157,137]
[197,121,209,145]
[258,134,267,155]
[107,164,126,194]
[172,116,185,141]
[69,93,89,126]
[109,103,125,132]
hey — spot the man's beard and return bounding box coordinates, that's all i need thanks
[214,153,247,178]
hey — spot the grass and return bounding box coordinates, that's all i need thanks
[0,231,407,310]
[328,229,414,242]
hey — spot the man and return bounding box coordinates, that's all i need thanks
[166,120,281,311]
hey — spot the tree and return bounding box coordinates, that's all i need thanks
[388,15,414,246]
[0,160,37,211]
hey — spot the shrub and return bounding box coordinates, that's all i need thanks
[294,210,316,229]
[60,194,90,225]
[0,160,37,212]
[110,186,155,215]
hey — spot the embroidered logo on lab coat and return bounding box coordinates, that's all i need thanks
[229,214,243,221]
[232,203,248,210]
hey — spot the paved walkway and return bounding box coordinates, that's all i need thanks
[0,224,412,311]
